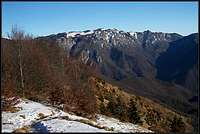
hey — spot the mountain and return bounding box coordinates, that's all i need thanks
[37,29,183,80]
[2,28,198,133]
[156,33,198,93]
[36,29,198,116]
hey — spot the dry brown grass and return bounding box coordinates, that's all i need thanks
[3,106,20,113]
[38,113,46,119]
[13,126,31,133]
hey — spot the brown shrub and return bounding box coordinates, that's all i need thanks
[2,31,99,117]
[13,126,31,133]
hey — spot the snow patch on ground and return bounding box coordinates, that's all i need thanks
[96,115,152,133]
[41,119,107,132]
[2,98,152,133]
[2,99,53,132]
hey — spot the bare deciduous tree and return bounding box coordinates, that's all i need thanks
[7,25,32,97]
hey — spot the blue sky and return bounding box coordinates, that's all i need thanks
[2,2,198,37]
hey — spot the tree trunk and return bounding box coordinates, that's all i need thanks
[61,55,65,78]
[18,43,24,97]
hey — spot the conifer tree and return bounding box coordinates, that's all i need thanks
[128,98,141,124]
[99,102,106,114]
[170,116,185,132]
[114,96,127,121]
[107,95,115,114]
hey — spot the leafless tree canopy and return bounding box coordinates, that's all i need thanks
[2,26,98,116]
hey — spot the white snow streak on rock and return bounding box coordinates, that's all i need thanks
[67,30,94,38]
[129,32,138,39]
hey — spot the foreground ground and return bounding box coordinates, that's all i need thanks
[2,98,152,133]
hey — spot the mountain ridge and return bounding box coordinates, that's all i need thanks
[34,29,198,119]
[1,28,198,132]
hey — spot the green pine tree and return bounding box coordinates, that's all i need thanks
[170,116,185,132]
[128,98,141,124]
[114,96,127,121]
[107,95,115,114]
[99,101,106,114]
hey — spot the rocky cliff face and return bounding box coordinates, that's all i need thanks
[36,29,198,117]
[38,29,184,80]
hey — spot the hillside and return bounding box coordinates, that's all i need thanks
[1,27,198,133]
[156,33,198,93]
[2,78,192,133]
[92,77,193,132]
[2,98,152,133]
[37,29,198,118]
